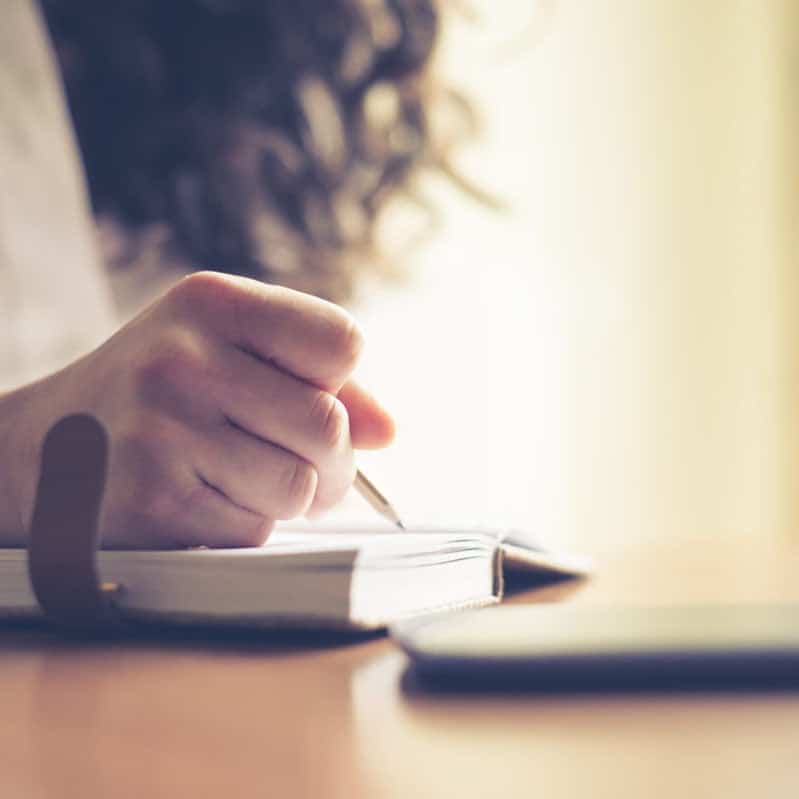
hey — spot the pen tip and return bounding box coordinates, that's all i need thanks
[396,519,406,531]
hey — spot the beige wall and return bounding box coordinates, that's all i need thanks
[352,1,799,546]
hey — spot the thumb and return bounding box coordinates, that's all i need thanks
[337,379,396,450]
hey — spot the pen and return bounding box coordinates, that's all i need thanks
[353,469,405,530]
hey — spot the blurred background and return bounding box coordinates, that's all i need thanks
[351,0,799,550]
[15,0,799,552]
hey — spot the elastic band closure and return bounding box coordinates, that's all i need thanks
[28,414,123,632]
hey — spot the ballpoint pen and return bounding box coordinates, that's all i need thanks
[353,469,405,530]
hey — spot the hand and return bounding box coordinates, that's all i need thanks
[0,272,394,548]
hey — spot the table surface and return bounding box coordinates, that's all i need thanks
[2,535,799,799]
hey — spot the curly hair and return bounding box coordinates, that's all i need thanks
[40,0,473,301]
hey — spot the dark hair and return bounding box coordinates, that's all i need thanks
[42,0,473,301]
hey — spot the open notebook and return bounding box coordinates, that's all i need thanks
[0,527,590,631]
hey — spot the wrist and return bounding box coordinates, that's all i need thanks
[0,376,61,545]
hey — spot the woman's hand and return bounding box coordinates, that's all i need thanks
[0,272,394,548]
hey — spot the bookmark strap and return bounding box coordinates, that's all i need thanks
[28,414,123,632]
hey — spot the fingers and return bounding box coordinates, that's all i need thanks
[209,345,356,511]
[196,422,320,521]
[100,421,275,549]
[168,482,275,549]
[337,380,396,450]
[168,271,363,392]
[128,330,374,524]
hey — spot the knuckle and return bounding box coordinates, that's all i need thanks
[134,330,208,404]
[115,424,182,525]
[310,466,355,517]
[278,459,317,518]
[117,414,172,465]
[254,517,276,543]
[310,392,349,451]
[226,518,275,548]
[167,271,243,323]
[329,311,364,373]
[169,270,231,306]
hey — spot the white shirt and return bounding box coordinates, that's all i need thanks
[0,0,116,391]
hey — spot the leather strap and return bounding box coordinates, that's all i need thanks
[28,414,123,631]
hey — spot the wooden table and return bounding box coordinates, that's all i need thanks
[2,536,799,799]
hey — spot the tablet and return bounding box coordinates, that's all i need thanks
[393,603,799,690]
